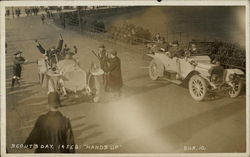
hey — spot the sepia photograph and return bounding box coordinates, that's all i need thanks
[2,2,249,156]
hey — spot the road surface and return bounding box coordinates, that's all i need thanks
[5,7,246,154]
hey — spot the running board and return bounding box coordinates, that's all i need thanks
[160,78,183,85]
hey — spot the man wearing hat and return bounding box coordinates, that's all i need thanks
[168,40,185,58]
[106,50,123,97]
[24,92,75,153]
[167,41,185,79]
[98,44,109,91]
[11,51,27,89]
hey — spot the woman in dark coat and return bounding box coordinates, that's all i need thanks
[107,50,123,96]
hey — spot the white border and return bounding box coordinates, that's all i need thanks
[1,1,249,157]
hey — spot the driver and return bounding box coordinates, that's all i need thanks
[167,40,184,58]
[190,43,199,54]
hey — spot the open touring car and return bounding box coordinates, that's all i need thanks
[147,44,245,101]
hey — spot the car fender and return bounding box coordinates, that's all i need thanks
[224,69,244,82]
[183,70,210,87]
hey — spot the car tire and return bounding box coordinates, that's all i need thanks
[188,75,207,101]
[149,59,162,81]
[228,80,242,98]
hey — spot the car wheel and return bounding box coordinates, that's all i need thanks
[149,59,161,81]
[188,75,207,101]
[228,81,242,98]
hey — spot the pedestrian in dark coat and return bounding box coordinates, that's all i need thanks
[24,92,75,153]
[11,51,27,89]
[107,50,123,96]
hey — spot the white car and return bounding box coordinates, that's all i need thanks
[147,51,244,101]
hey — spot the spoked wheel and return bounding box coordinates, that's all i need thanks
[149,60,160,81]
[188,75,207,101]
[87,74,101,102]
[228,81,242,98]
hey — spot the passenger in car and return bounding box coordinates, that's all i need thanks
[168,40,185,58]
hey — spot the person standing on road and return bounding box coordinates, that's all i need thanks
[98,44,109,91]
[15,9,18,17]
[24,92,75,153]
[5,42,7,53]
[62,44,69,58]
[16,8,21,17]
[41,14,45,24]
[6,9,10,16]
[73,45,78,54]
[107,50,123,97]
[11,51,27,89]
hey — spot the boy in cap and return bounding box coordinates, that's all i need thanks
[24,92,75,153]
[11,51,27,89]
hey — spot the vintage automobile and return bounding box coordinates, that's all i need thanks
[147,49,245,101]
[38,56,104,103]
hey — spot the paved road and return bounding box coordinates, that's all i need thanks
[5,9,246,154]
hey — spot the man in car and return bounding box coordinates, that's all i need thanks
[190,43,199,54]
[167,40,185,58]
[35,35,64,66]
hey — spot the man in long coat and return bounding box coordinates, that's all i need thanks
[24,92,75,153]
[107,50,123,96]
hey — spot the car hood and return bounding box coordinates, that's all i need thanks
[191,56,217,69]
[196,61,217,70]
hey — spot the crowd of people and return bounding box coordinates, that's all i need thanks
[25,8,40,16]
[5,7,54,18]
[5,8,21,17]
